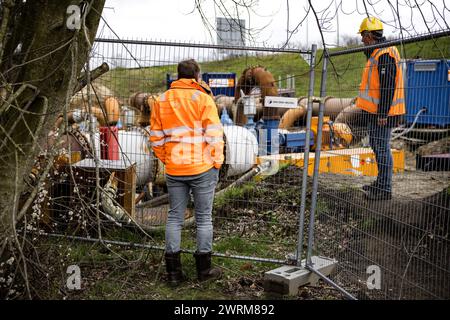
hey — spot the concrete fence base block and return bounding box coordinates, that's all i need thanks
[264,256,337,295]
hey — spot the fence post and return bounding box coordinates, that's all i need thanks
[306,51,329,266]
[296,44,317,266]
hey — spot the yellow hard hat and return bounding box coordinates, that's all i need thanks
[358,17,383,34]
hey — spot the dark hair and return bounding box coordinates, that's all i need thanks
[177,59,200,79]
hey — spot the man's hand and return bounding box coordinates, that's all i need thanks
[378,117,388,126]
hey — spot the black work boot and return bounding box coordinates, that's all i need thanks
[193,252,222,282]
[165,251,186,286]
[362,181,378,192]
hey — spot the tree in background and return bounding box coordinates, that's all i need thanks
[0,0,105,299]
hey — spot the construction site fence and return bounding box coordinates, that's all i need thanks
[41,38,316,287]
[38,32,450,299]
[306,31,450,300]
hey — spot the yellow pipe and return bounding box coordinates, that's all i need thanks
[278,105,307,129]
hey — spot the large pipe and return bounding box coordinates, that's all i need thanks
[59,96,121,129]
[235,66,279,120]
[128,93,159,126]
[214,95,234,119]
[322,97,355,120]
[334,104,366,127]
[279,96,355,129]
[104,96,120,124]
[280,108,354,147]
[53,104,108,129]
[334,104,367,143]
[278,105,307,129]
[129,92,154,110]
[298,96,355,120]
[235,66,278,101]
[70,82,115,109]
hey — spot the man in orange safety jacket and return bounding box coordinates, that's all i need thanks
[150,59,224,286]
[356,17,405,201]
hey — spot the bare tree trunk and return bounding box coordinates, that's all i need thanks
[0,0,105,298]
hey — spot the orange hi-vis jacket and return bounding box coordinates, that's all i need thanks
[150,78,225,176]
[356,46,406,116]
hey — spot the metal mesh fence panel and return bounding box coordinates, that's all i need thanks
[307,33,450,299]
[39,38,315,268]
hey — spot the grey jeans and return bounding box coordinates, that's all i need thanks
[165,167,219,253]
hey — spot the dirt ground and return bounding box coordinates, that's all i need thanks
[313,145,450,299]
[213,143,450,300]
[240,139,450,299]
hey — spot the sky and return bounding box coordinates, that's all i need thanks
[97,0,450,48]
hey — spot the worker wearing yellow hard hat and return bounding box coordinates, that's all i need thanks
[358,16,384,34]
[355,17,405,200]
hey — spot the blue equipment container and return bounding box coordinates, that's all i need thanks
[405,59,450,127]
[166,72,236,98]
[201,72,236,97]
[279,130,315,153]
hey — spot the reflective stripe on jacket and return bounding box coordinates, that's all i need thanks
[356,46,406,116]
[150,78,224,176]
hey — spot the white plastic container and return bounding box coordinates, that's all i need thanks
[223,125,258,177]
[117,128,154,185]
[81,127,154,186]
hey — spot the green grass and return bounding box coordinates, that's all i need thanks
[36,234,283,300]
[214,235,274,257]
[99,52,310,99]
[213,181,259,209]
[98,37,450,101]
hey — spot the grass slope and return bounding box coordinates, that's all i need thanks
[98,37,449,100]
